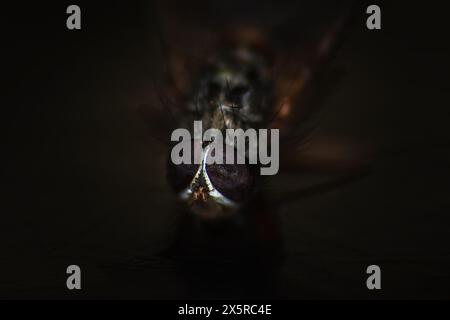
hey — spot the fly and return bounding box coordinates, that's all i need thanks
[141,1,368,222]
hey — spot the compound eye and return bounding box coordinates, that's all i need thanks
[205,162,254,202]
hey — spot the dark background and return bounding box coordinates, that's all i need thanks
[2,0,450,299]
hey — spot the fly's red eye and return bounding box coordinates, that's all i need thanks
[205,162,254,202]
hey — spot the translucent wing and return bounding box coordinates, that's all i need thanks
[266,1,356,146]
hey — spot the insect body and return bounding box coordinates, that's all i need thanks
[147,1,361,222]
[167,45,274,219]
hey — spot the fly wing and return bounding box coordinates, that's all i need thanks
[255,2,375,204]
[267,1,357,146]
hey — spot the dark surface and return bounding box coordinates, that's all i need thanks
[2,0,450,299]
